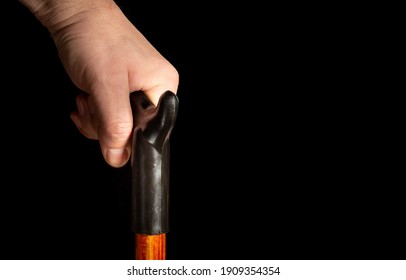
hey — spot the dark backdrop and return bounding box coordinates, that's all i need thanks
[1,1,403,260]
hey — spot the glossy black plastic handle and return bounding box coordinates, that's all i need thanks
[129,91,179,235]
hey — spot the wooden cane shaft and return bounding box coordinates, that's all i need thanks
[135,233,166,260]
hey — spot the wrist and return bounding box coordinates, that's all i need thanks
[19,0,116,34]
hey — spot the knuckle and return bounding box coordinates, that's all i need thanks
[160,64,179,90]
[103,122,133,142]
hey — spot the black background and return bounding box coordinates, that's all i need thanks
[1,1,403,260]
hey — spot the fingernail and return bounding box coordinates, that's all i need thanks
[106,148,129,167]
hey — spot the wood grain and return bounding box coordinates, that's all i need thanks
[135,233,166,260]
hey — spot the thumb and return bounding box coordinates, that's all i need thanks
[94,88,134,168]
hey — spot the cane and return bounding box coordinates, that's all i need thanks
[130,90,179,260]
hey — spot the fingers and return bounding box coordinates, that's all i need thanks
[71,89,133,168]
[70,92,98,140]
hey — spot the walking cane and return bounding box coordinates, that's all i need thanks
[129,90,179,260]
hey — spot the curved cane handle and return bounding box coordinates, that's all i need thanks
[130,91,179,235]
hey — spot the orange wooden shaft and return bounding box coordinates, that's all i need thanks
[135,233,166,260]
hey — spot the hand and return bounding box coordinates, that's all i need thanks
[20,0,179,167]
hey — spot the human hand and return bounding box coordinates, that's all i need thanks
[20,0,179,167]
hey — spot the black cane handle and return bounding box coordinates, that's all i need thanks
[129,91,179,235]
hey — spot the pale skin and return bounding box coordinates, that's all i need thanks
[19,0,179,167]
